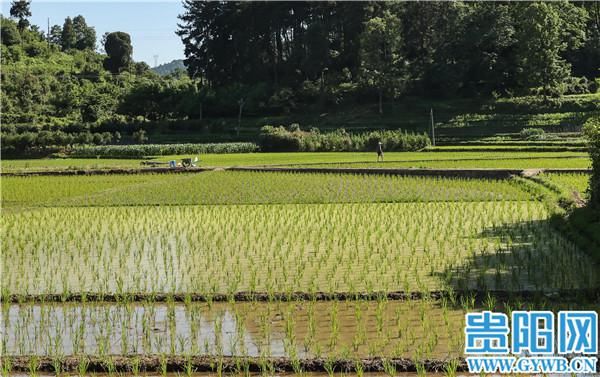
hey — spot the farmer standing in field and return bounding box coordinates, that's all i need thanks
[376,141,384,162]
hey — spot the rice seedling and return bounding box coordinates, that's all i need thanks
[443,359,459,377]
[382,358,397,376]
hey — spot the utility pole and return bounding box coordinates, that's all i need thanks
[47,18,50,48]
[153,55,159,68]
[430,108,435,146]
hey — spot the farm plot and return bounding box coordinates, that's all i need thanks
[2,171,530,208]
[2,167,598,374]
[294,157,591,169]
[1,151,590,172]
[3,201,597,297]
[540,172,591,197]
[4,299,599,365]
[2,300,464,360]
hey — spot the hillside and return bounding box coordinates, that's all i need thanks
[151,59,185,76]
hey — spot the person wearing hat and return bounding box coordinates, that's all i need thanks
[376,141,384,162]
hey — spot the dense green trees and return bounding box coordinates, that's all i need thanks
[2,2,600,156]
[44,15,97,51]
[515,2,587,97]
[1,20,21,46]
[178,1,599,100]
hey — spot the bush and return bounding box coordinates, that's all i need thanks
[583,116,600,208]
[69,142,260,158]
[0,130,122,157]
[259,125,430,152]
[132,129,148,144]
[520,128,546,140]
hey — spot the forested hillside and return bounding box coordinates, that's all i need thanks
[2,1,600,157]
[152,59,185,76]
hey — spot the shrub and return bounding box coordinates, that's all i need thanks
[520,127,546,140]
[583,116,600,208]
[132,129,148,144]
[69,142,260,158]
[259,125,430,152]
[0,130,123,157]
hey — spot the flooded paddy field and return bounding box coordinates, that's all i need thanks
[3,201,597,297]
[4,299,600,358]
[2,171,598,375]
[3,299,599,374]
[3,300,464,359]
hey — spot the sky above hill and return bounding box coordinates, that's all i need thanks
[1,0,185,66]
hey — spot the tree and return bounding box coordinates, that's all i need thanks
[1,19,21,46]
[564,2,598,80]
[103,32,133,73]
[61,17,76,50]
[359,10,403,114]
[458,3,517,95]
[73,15,96,50]
[9,0,31,32]
[133,61,150,75]
[49,25,62,46]
[514,2,586,97]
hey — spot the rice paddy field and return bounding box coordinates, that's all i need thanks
[539,172,591,197]
[1,158,598,375]
[0,150,592,172]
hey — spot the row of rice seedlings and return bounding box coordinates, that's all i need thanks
[3,201,596,296]
[2,171,531,207]
[2,299,464,360]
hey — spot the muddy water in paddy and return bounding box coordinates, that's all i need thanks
[3,300,464,359]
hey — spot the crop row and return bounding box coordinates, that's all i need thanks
[2,172,532,208]
[3,202,597,297]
